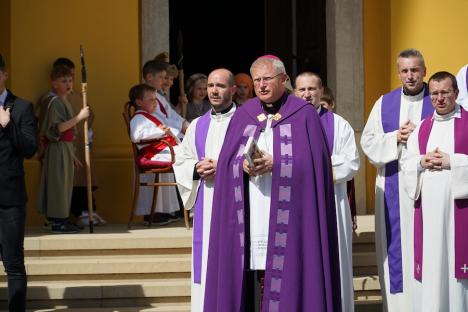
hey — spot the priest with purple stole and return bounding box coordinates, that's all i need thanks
[402,71,468,311]
[455,64,468,110]
[203,55,341,311]
[361,49,434,311]
[295,72,360,312]
[172,68,237,312]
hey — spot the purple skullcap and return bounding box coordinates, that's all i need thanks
[257,54,282,61]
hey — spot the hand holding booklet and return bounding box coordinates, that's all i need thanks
[243,136,263,167]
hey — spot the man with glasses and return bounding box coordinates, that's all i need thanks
[203,55,341,311]
[0,53,37,311]
[402,71,468,311]
[361,49,433,311]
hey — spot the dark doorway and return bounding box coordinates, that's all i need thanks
[169,0,264,78]
[169,0,327,96]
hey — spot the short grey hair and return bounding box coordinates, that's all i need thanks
[397,48,425,68]
[250,58,286,76]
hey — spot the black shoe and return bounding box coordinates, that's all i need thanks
[51,222,80,234]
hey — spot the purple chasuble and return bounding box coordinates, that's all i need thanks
[415,107,468,280]
[319,107,335,152]
[193,111,211,284]
[380,87,433,293]
[203,94,342,312]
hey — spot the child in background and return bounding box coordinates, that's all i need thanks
[37,65,90,234]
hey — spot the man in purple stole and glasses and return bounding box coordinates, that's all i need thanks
[295,72,360,312]
[402,71,468,311]
[203,55,341,311]
[455,64,468,110]
[172,68,237,312]
[361,49,434,311]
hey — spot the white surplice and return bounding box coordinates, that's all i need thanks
[130,110,179,215]
[155,92,185,139]
[325,108,360,312]
[172,105,235,312]
[456,65,468,110]
[361,88,428,311]
[402,105,468,312]
[249,114,274,271]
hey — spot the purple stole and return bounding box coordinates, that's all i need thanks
[415,107,468,280]
[380,87,433,293]
[193,111,211,284]
[319,107,335,151]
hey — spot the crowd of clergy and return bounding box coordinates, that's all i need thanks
[1,47,468,311]
[126,49,468,311]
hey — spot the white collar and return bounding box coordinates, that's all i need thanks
[210,103,236,120]
[401,86,425,102]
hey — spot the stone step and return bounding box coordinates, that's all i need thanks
[18,297,190,310]
[0,255,191,276]
[26,306,190,312]
[354,290,382,304]
[353,251,377,267]
[0,278,190,300]
[353,275,380,291]
[27,306,190,312]
[24,224,192,252]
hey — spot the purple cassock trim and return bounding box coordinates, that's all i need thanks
[381,87,433,293]
[193,112,211,284]
[319,107,335,152]
[416,107,468,280]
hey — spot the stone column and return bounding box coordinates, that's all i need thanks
[326,0,366,214]
[140,0,170,70]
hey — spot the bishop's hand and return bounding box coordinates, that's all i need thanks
[243,151,273,177]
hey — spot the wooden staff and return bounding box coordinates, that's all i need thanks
[80,45,94,233]
[177,31,187,118]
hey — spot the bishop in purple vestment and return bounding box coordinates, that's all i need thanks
[203,56,341,311]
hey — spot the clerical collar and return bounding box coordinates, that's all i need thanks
[211,102,234,115]
[261,92,288,115]
[402,83,426,100]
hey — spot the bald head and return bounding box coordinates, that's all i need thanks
[207,68,236,112]
[294,72,324,108]
[208,68,234,87]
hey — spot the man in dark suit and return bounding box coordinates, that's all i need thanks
[0,53,37,312]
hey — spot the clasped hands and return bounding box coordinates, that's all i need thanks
[420,147,450,171]
[243,151,273,177]
[397,120,416,144]
[196,157,217,181]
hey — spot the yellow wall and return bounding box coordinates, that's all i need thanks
[390,0,468,87]
[363,0,468,213]
[363,0,391,213]
[7,0,141,225]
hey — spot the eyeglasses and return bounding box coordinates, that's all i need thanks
[430,90,453,99]
[252,73,283,84]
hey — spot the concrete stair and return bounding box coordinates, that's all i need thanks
[0,217,381,311]
[353,215,382,311]
[0,222,192,311]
